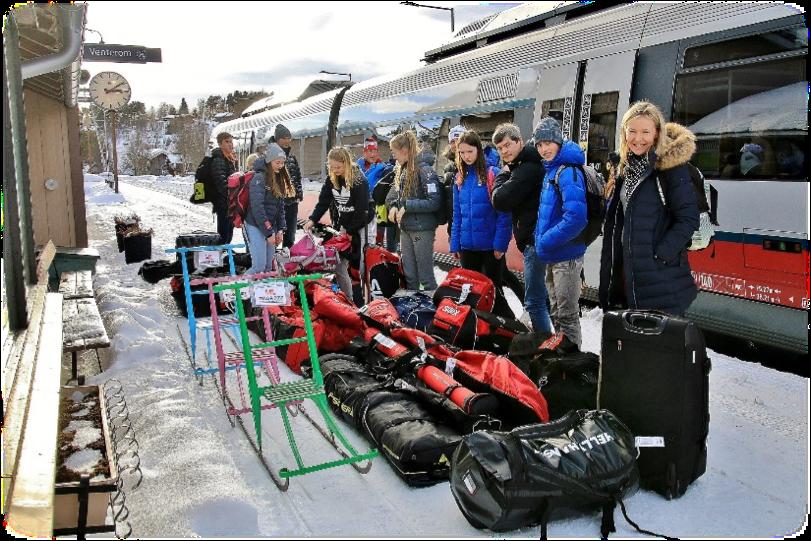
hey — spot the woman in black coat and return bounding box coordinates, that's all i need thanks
[599,101,700,316]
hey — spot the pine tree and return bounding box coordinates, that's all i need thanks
[179,97,189,115]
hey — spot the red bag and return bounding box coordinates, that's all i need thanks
[433,268,495,312]
[451,350,549,424]
[428,298,528,354]
[360,298,401,330]
[227,171,253,228]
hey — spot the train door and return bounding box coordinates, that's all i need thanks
[576,51,637,298]
[533,51,637,300]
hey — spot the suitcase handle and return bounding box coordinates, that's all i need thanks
[622,311,668,335]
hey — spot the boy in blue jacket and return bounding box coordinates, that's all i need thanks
[533,117,587,348]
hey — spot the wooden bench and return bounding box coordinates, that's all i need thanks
[59,270,110,381]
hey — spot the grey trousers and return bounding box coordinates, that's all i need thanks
[400,229,437,290]
[335,233,367,298]
[544,256,583,347]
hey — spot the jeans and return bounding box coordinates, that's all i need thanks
[400,229,436,290]
[216,210,234,246]
[459,250,512,318]
[544,256,584,347]
[245,222,276,275]
[523,245,553,334]
[283,202,299,248]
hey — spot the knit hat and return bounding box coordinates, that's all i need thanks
[265,143,286,163]
[448,124,465,143]
[274,124,292,140]
[532,117,563,146]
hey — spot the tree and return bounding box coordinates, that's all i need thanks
[122,124,151,175]
[175,117,211,173]
[178,97,189,115]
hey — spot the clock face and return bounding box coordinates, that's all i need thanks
[88,71,132,111]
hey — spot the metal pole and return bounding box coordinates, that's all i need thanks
[111,110,119,193]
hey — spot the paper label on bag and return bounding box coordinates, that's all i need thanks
[195,250,223,269]
[373,333,397,349]
[252,282,289,306]
[220,287,251,303]
[635,436,665,448]
[463,471,478,495]
[427,183,437,193]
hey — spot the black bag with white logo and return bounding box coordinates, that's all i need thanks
[450,409,639,537]
[598,310,710,500]
[391,292,436,331]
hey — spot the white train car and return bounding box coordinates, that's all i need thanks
[213,2,808,355]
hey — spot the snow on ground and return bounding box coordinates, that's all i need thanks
[82,174,808,538]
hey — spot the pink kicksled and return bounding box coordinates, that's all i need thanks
[276,231,350,274]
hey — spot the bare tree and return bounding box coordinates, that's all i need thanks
[175,117,211,173]
[122,120,152,175]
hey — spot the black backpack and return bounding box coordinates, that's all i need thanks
[189,155,214,204]
[420,167,448,226]
[552,164,606,246]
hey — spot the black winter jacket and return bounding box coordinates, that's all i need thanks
[598,123,700,316]
[490,143,544,252]
[210,148,236,214]
[309,168,370,234]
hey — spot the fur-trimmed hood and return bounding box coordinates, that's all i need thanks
[655,122,696,171]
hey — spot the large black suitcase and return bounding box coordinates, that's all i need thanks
[598,310,710,499]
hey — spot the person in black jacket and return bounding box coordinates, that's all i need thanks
[304,147,370,296]
[490,123,552,334]
[211,132,238,245]
[599,101,700,316]
[269,124,303,249]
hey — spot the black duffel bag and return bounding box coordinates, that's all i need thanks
[450,409,641,538]
[321,353,387,429]
[533,351,600,421]
[362,388,463,487]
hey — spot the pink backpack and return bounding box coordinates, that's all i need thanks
[277,232,341,274]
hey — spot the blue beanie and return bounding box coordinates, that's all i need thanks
[532,117,563,146]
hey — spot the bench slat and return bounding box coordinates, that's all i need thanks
[58,270,93,299]
[62,298,110,351]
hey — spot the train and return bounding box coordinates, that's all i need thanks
[211,1,808,355]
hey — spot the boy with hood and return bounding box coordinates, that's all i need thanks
[533,117,587,348]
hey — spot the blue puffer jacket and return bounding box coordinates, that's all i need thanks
[599,123,700,315]
[535,141,588,263]
[450,147,511,253]
[245,158,287,238]
[357,158,386,191]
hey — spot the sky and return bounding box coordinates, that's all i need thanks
[80,0,548,111]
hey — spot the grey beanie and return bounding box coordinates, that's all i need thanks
[274,124,292,140]
[532,116,563,146]
[265,143,286,163]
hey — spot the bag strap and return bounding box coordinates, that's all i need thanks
[617,498,677,540]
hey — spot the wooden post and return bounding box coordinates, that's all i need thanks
[110,110,119,194]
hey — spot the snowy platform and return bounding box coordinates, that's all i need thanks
[73,174,809,538]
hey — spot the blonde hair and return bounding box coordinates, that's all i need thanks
[618,101,668,176]
[327,147,360,189]
[245,153,259,171]
[390,131,420,197]
[266,164,295,198]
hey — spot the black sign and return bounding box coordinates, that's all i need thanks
[82,44,162,64]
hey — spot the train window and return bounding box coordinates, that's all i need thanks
[582,91,619,172]
[673,56,806,180]
[683,27,807,69]
[540,99,566,125]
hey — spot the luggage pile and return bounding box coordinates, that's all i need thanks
[162,228,711,536]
